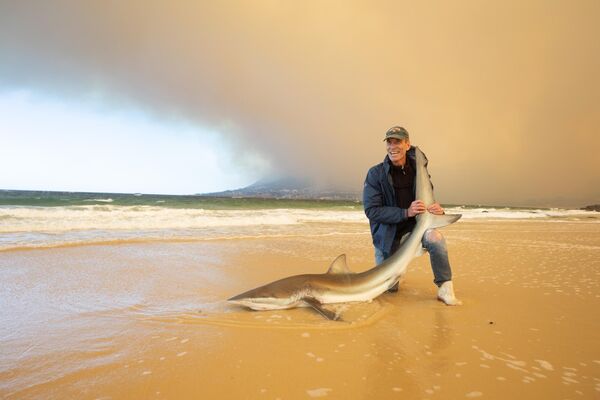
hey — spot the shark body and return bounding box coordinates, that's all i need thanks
[228,147,461,320]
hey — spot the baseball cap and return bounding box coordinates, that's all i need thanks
[384,126,409,141]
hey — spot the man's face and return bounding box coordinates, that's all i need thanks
[386,138,411,166]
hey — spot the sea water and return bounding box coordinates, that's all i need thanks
[1,190,597,251]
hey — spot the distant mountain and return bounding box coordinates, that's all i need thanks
[200,177,361,201]
[582,204,600,212]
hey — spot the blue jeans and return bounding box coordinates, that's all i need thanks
[374,229,452,287]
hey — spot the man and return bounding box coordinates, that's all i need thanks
[363,126,461,305]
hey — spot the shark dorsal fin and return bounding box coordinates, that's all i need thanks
[327,254,352,274]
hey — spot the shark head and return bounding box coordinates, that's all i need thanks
[228,276,307,310]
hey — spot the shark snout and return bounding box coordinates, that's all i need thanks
[227,293,245,302]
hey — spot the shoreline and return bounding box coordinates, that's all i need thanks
[0,216,600,253]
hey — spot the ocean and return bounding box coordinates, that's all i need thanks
[1,190,598,252]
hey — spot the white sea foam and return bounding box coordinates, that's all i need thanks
[0,206,366,233]
[83,198,114,203]
[444,206,600,220]
[1,205,596,233]
[0,205,597,251]
[306,388,332,397]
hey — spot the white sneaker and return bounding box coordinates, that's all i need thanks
[437,281,462,306]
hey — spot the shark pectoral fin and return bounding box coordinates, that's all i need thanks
[326,253,352,274]
[303,297,341,321]
[429,213,462,229]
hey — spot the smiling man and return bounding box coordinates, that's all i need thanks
[363,126,461,305]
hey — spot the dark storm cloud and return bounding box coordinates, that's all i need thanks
[1,1,599,206]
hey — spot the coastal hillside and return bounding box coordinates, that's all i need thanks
[200,177,362,201]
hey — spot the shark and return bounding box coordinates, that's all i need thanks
[228,147,461,320]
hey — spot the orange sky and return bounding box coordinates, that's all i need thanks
[1,1,599,206]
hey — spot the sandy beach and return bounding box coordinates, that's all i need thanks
[1,218,599,399]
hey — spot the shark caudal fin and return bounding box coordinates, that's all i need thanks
[428,213,462,229]
[413,147,462,229]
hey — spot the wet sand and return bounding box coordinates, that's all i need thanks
[1,219,599,399]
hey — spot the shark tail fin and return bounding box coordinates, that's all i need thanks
[429,213,462,229]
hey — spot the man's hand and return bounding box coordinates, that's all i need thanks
[427,203,445,215]
[407,201,445,217]
[407,200,426,217]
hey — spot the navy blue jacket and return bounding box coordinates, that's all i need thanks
[363,147,432,254]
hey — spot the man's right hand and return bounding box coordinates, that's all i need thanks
[407,200,426,217]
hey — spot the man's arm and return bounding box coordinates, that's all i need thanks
[363,167,409,224]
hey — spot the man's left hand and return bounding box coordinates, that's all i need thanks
[427,203,445,215]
